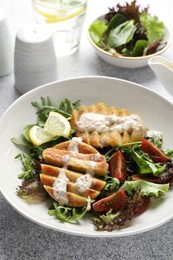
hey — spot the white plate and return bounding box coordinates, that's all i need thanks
[1,76,173,237]
[87,15,172,68]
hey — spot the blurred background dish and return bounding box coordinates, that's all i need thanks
[31,0,88,56]
[87,13,172,68]
[0,8,13,77]
[148,56,173,96]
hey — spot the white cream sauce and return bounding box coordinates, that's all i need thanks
[53,168,69,205]
[68,137,83,155]
[75,174,92,193]
[146,130,163,141]
[86,161,97,175]
[92,153,101,161]
[77,113,143,134]
[61,154,70,168]
[52,137,96,204]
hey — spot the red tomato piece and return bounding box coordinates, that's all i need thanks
[109,150,127,181]
[133,196,150,215]
[141,138,169,163]
[92,190,126,213]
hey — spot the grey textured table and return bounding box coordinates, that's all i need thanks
[1,1,173,259]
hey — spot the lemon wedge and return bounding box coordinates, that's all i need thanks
[29,125,54,146]
[29,112,71,146]
[44,111,71,138]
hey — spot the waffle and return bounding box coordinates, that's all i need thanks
[71,102,146,148]
[40,139,107,207]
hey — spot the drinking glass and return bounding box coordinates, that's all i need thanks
[31,0,88,56]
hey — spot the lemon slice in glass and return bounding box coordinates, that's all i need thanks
[44,111,71,138]
[33,3,86,24]
[29,125,54,146]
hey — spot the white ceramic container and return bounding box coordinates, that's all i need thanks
[14,24,58,94]
[0,9,13,77]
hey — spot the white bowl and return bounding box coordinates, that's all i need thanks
[88,15,172,68]
[1,76,173,237]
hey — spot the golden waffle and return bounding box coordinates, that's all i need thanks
[41,139,107,207]
[71,102,146,148]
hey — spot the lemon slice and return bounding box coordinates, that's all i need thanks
[29,125,54,146]
[44,111,71,138]
[34,5,86,23]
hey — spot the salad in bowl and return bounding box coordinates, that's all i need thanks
[11,97,173,232]
[88,1,172,68]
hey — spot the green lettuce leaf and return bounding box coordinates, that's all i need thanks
[131,39,148,56]
[107,20,136,48]
[89,20,107,47]
[140,12,164,43]
[131,149,166,176]
[107,13,126,32]
[120,180,169,197]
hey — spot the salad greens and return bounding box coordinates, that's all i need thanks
[49,197,91,223]
[89,1,166,57]
[120,180,169,197]
[12,97,173,231]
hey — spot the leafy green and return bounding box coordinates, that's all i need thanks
[140,12,164,43]
[101,175,120,197]
[15,153,36,179]
[107,13,126,32]
[48,197,91,223]
[120,180,169,197]
[89,1,165,57]
[107,20,136,48]
[131,148,166,175]
[11,125,34,148]
[11,97,79,152]
[32,97,80,127]
[92,191,146,231]
[125,39,148,56]
[89,20,107,47]
[17,178,47,203]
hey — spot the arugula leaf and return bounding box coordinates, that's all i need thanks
[107,20,136,48]
[48,197,91,223]
[101,175,120,197]
[120,180,169,197]
[11,125,34,148]
[22,124,34,142]
[31,97,80,127]
[11,137,29,147]
[140,12,164,43]
[15,153,35,179]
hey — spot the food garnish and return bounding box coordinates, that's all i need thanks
[89,0,166,57]
[11,97,173,231]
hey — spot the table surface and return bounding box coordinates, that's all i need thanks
[1,0,173,259]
